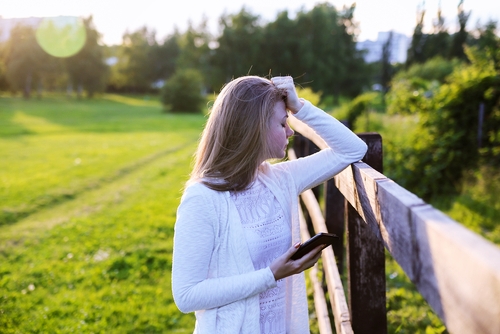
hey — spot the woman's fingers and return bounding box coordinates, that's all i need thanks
[270,243,325,280]
[271,76,303,114]
[295,245,324,268]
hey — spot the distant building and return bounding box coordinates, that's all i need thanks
[0,17,43,42]
[0,16,80,42]
[357,31,411,64]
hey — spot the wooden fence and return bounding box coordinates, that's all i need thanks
[288,116,500,334]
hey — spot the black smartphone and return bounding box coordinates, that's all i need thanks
[291,232,338,260]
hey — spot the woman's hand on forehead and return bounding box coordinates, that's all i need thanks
[271,76,304,114]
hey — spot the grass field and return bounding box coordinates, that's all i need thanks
[2,94,495,333]
[0,94,204,333]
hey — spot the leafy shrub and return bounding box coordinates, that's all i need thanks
[394,56,462,83]
[335,91,379,129]
[386,45,500,199]
[296,87,321,107]
[387,57,462,115]
[161,68,205,113]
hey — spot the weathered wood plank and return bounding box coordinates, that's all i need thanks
[324,178,345,274]
[335,161,500,333]
[290,146,353,333]
[322,246,354,334]
[410,205,500,334]
[297,186,353,334]
[298,206,333,334]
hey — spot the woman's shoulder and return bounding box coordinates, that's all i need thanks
[258,161,295,186]
[183,179,228,201]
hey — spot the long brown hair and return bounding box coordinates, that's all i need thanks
[190,76,284,191]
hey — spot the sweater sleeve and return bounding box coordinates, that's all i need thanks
[275,99,367,195]
[171,184,277,313]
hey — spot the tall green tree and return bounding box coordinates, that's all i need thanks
[176,19,213,89]
[295,3,366,100]
[4,24,46,98]
[154,30,181,82]
[113,26,159,92]
[380,31,394,96]
[407,4,426,66]
[258,10,302,78]
[65,16,107,98]
[0,40,9,91]
[211,8,263,88]
[423,6,450,60]
[472,20,498,67]
[448,0,470,60]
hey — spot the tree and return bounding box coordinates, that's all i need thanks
[154,30,181,82]
[0,41,9,91]
[406,3,426,66]
[472,20,499,70]
[448,0,470,60]
[211,8,264,88]
[423,6,450,60]
[380,31,394,96]
[294,3,366,100]
[258,10,302,79]
[65,16,107,98]
[113,26,158,93]
[176,19,213,89]
[4,24,46,98]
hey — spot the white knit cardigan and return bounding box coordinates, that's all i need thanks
[172,100,368,334]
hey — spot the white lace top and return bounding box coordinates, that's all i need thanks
[231,178,291,334]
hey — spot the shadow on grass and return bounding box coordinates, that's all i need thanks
[0,94,205,136]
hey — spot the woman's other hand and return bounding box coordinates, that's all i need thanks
[269,242,324,281]
[271,76,304,114]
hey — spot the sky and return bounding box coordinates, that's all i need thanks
[2,0,499,45]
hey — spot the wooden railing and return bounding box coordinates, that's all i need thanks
[288,116,500,334]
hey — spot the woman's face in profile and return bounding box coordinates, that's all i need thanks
[265,100,294,160]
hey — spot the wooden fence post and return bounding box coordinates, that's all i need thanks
[324,178,345,274]
[347,132,387,334]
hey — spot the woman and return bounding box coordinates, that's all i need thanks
[172,75,367,333]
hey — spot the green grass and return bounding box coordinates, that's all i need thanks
[2,93,497,333]
[0,94,203,226]
[0,94,203,333]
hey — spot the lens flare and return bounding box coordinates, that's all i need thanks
[35,16,86,58]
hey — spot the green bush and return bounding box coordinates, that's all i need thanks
[296,87,321,107]
[393,56,462,83]
[334,91,379,129]
[161,69,205,113]
[386,45,500,199]
[387,56,462,115]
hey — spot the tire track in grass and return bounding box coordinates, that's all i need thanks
[0,142,195,227]
[0,142,198,332]
[0,141,198,247]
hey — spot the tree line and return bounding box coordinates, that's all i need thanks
[0,1,495,106]
[0,3,368,100]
